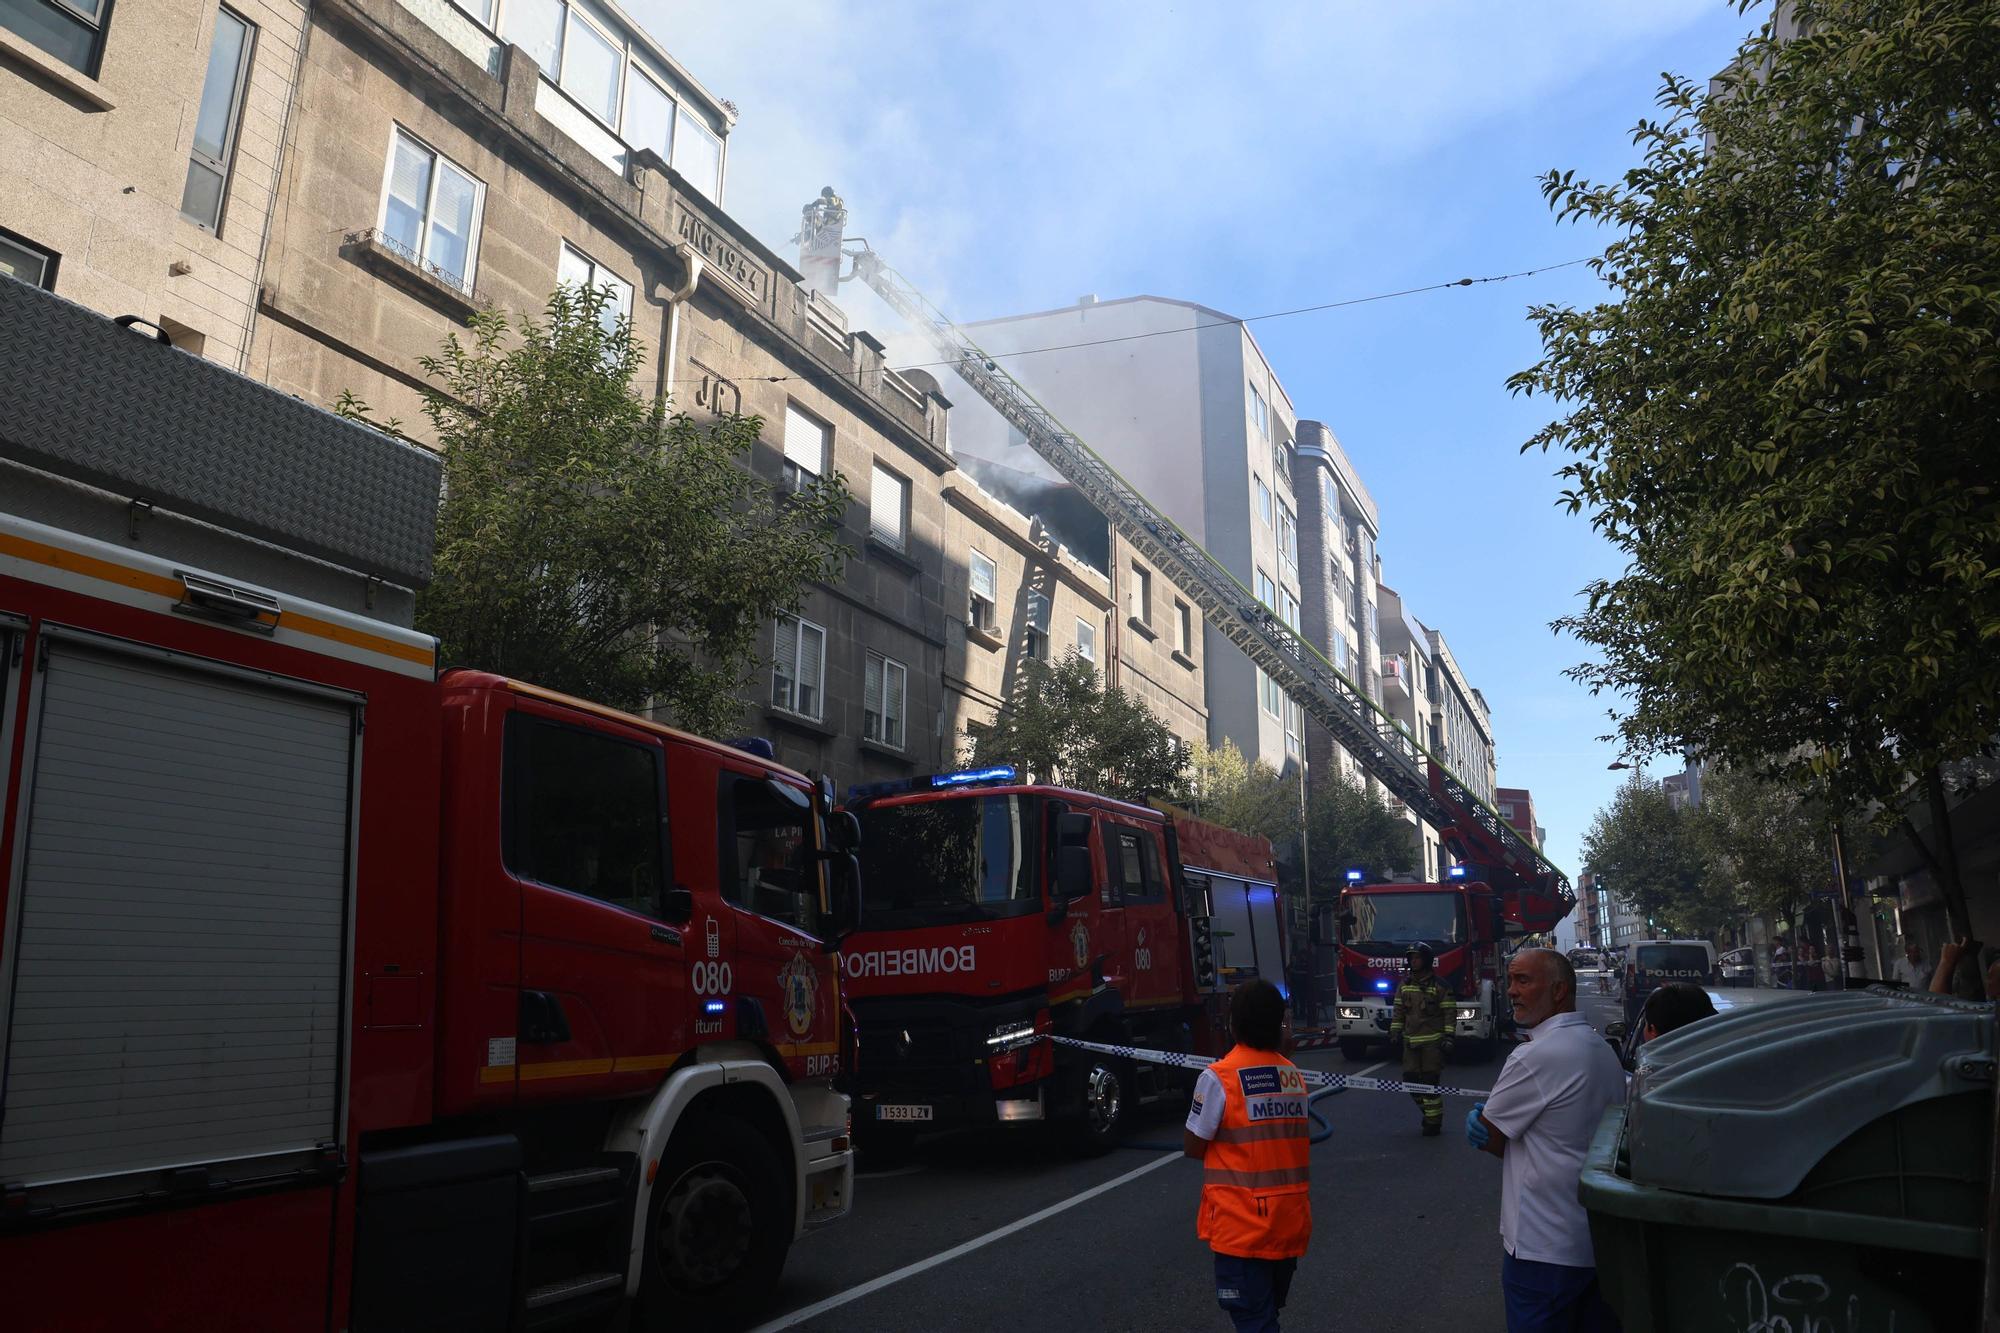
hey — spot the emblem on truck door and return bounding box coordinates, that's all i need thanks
[1071,921,1090,970]
[779,953,817,1037]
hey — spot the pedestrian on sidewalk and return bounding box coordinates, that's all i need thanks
[1389,941,1453,1135]
[1464,948,1626,1333]
[1184,979,1312,1333]
[1890,941,1927,989]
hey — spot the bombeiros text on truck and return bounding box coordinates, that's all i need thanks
[838,765,1286,1150]
[0,280,858,1331]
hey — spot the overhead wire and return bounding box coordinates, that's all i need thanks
[662,255,1595,392]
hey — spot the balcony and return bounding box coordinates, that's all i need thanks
[1380,653,1411,702]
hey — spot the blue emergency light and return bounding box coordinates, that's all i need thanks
[1448,864,1468,880]
[848,764,1019,803]
[703,1000,727,1015]
[1374,979,1391,992]
[1345,869,1365,883]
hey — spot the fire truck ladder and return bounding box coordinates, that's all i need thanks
[838,245,1573,929]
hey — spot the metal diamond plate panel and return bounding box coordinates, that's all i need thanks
[0,277,440,587]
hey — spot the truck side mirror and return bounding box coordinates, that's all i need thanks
[1309,901,1335,946]
[664,886,694,923]
[1056,845,1092,904]
[828,810,861,853]
[822,854,862,950]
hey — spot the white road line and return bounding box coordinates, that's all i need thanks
[749,1151,1184,1332]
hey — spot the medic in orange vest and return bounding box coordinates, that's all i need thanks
[1183,979,1313,1333]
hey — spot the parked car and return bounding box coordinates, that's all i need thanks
[1719,947,1755,988]
[1622,939,1719,1025]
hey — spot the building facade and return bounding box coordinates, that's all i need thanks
[1295,419,1383,793]
[956,296,1307,774]
[1495,786,1543,851]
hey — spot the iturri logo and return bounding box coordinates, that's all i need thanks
[779,953,817,1037]
[1071,921,1090,971]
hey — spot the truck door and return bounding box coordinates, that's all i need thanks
[507,705,688,1101]
[715,767,837,1078]
[1107,824,1181,1010]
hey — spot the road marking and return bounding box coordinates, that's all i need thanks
[749,1151,1183,1331]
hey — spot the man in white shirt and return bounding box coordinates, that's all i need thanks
[1891,941,1927,989]
[1465,948,1626,1332]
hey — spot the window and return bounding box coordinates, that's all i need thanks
[1279,506,1298,572]
[1253,475,1272,526]
[1128,562,1151,624]
[1284,697,1302,758]
[1024,592,1049,660]
[622,66,675,170]
[1075,617,1096,662]
[560,3,622,125]
[969,549,998,632]
[380,128,484,292]
[180,8,254,233]
[501,0,563,74]
[1257,667,1281,718]
[674,105,723,200]
[869,464,907,550]
[0,230,57,288]
[1321,472,1341,527]
[1279,589,1300,633]
[1176,600,1193,655]
[503,715,665,918]
[557,242,633,339]
[454,0,495,23]
[1248,381,1269,438]
[864,651,907,749]
[1107,827,1164,905]
[723,776,821,933]
[781,403,828,490]
[1,0,108,74]
[771,613,825,720]
[1256,568,1276,611]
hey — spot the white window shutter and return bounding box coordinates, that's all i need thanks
[783,406,824,477]
[864,652,883,740]
[798,622,824,718]
[885,660,906,747]
[970,551,996,602]
[870,467,905,548]
[772,616,798,708]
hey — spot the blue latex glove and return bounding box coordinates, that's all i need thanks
[1465,1102,1490,1149]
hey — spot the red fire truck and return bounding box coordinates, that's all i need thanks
[839,768,1282,1149]
[0,281,854,1330]
[1323,773,1574,1063]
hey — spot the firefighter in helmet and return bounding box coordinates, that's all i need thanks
[1389,941,1453,1135]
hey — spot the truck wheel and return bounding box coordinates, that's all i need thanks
[1066,1058,1126,1155]
[640,1117,789,1327]
[1339,1039,1369,1061]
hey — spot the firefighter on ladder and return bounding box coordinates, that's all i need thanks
[1390,942,1453,1136]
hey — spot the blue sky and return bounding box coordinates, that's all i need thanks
[650,1,1768,910]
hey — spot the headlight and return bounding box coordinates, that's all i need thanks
[986,1021,1038,1051]
[1336,1007,1363,1021]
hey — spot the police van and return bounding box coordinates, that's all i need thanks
[1621,939,1719,1024]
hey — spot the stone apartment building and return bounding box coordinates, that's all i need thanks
[1294,418,1383,793]
[2,0,1038,794]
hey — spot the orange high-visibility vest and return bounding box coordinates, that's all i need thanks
[1197,1044,1312,1260]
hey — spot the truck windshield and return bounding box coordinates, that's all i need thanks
[856,794,1041,926]
[1346,891,1465,955]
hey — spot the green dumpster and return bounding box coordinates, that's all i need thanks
[1579,987,1992,1332]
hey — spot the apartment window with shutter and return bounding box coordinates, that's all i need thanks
[968,549,998,632]
[379,128,484,292]
[1075,618,1096,662]
[771,614,825,721]
[870,464,907,550]
[557,242,634,347]
[782,404,827,491]
[180,8,255,233]
[1128,562,1151,625]
[1024,593,1049,661]
[1176,600,1193,655]
[864,651,907,749]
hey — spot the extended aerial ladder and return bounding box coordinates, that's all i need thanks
[798,188,1573,932]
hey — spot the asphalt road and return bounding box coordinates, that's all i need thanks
[720,986,1630,1333]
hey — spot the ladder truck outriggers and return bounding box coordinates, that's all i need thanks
[0,279,856,1331]
[796,187,1575,1091]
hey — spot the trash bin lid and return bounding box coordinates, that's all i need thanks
[1626,986,1994,1200]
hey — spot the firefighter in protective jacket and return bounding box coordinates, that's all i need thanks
[1390,941,1453,1135]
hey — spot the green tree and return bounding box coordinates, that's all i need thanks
[1511,0,2000,938]
[1692,764,1835,956]
[1183,740,1415,904]
[340,285,850,737]
[963,651,1191,799]
[1582,778,1719,938]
